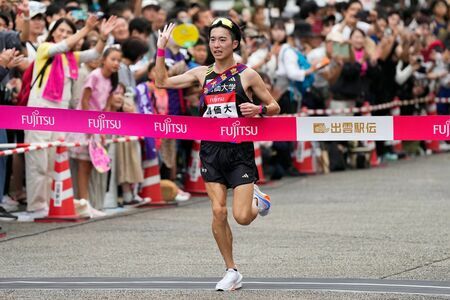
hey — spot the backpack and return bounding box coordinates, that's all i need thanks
[281,46,315,96]
[16,57,53,106]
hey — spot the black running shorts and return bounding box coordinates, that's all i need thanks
[200,141,259,189]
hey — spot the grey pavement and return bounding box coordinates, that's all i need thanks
[0,153,449,299]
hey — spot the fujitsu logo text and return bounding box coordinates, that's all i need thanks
[21,110,55,127]
[433,120,450,137]
[88,114,122,131]
[154,118,187,135]
[220,121,258,139]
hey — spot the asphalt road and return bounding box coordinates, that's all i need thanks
[1,153,449,299]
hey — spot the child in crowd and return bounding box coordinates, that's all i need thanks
[115,38,149,205]
[136,62,169,116]
[70,47,122,202]
[184,37,207,115]
[135,62,190,202]
[113,81,150,205]
[135,62,165,164]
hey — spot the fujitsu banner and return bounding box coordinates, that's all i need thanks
[393,116,450,141]
[1,106,450,141]
[0,106,296,142]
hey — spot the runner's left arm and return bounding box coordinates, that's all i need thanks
[239,70,280,117]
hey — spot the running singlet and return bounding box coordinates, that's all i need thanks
[200,64,252,118]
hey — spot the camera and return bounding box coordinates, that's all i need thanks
[0,85,13,105]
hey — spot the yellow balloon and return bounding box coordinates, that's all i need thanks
[172,24,200,48]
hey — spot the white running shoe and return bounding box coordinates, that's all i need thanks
[215,269,243,291]
[175,189,191,202]
[253,185,271,216]
[15,208,49,222]
[74,199,107,218]
[0,195,20,212]
[123,194,150,206]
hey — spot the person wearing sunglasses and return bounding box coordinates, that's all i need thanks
[155,18,280,291]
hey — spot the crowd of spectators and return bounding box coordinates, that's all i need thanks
[0,0,449,223]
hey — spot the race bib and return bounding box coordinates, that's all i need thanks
[203,92,238,118]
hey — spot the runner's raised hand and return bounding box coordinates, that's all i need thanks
[157,23,176,49]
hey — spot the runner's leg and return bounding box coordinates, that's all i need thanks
[206,182,236,269]
[232,183,258,226]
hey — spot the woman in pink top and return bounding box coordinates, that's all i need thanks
[349,28,379,105]
[350,28,369,76]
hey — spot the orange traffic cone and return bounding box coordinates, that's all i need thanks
[370,149,379,167]
[184,140,207,194]
[292,141,316,174]
[139,157,172,206]
[364,140,379,167]
[390,99,404,154]
[426,100,440,153]
[35,144,88,222]
[254,142,267,184]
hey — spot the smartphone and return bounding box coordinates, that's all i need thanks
[332,42,350,59]
[314,57,330,70]
[95,11,105,19]
[72,10,88,21]
[355,10,368,22]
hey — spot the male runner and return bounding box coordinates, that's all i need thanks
[155,19,280,291]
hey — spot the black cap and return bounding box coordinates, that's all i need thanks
[293,21,319,38]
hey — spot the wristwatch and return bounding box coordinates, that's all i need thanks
[261,105,268,115]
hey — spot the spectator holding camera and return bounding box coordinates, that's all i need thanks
[245,27,275,75]
[331,0,371,40]
[276,21,316,114]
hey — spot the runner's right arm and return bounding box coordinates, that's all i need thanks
[154,23,205,89]
[155,65,205,89]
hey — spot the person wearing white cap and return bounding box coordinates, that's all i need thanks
[137,0,161,60]
[141,0,161,24]
[26,1,47,61]
[137,0,166,63]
